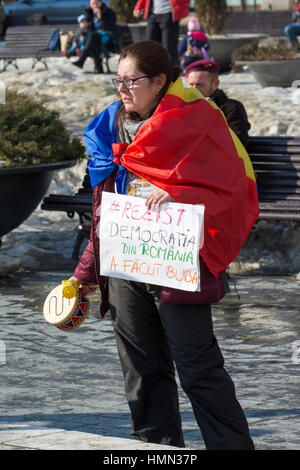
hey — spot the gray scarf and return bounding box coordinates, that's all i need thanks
[117,118,148,144]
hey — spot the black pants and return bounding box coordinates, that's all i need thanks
[108,278,255,450]
[145,12,179,65]
[77,32,103,72]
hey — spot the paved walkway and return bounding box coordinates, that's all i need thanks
[0,271,299,450]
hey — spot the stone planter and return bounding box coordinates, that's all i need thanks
[0,160,77,244]
[236,59,300,88]
[208,34,268,72]
[127,21,148,43]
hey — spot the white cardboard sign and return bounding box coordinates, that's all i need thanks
[98,192,205,291]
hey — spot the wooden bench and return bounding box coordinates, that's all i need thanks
[0,23,132,72]
[41,135,300,259]
[247,136,300,221]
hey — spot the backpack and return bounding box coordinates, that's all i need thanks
[46,29,61,51]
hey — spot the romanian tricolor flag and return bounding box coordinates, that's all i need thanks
[85,78,259,278]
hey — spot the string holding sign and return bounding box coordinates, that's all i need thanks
[99,192,205,292]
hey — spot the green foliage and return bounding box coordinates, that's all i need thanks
[232,38,299,62]
[109,0,137,23]
[0,89,85,168]
[194,0,230,35]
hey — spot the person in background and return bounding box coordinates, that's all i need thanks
[73,0,119,73]
[284,1,300,47]
[186,59,251,148]
[133,0,190,65]
[178,17,210,68]
[68,40,258,450]
[64,15,89,58]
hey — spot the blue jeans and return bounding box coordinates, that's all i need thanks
[284,22,300,44]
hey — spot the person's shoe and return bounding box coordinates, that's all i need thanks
[94,62,104,74]
[62,51,70,59]
[72,60,83,69]
[75,48,81,57]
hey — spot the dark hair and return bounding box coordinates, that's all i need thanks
[116,41,182,126]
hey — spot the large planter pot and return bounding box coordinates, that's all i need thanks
[128,21,189,42]
[236,59,300,88]
[207,34,268,72]
[0,160,77,242]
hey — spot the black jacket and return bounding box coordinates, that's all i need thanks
[85,4,119,45]
[211,88,250,149]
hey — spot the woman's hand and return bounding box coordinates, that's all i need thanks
[94,7,102,19]
[133,9,143,18]
[145,189,176,211]
[68,276,97,297]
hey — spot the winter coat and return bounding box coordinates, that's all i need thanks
[84,4,119,44]
[211,88,250,149]
[134,0,190,22]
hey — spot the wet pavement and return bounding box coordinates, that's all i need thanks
[0,271,299,450]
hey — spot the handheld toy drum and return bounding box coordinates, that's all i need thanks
[43,281,90,332]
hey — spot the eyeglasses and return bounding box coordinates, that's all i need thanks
[112,75,148,90]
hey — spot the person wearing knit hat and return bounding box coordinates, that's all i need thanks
[186,59,251,148]
[77,14,88,23]
[178,16,210,68]
[63,15,89,59]
[187,16,201,31]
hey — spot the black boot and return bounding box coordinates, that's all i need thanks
[94,59,103,74]
[72,60,83,69]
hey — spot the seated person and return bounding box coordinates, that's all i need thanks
[284,2,300,47]
[85,0,119,50]
[72,0,119,73]
[178,17,210,68]
[65,15,89,58]
[185,59,251,148]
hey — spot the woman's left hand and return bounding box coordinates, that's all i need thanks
[145,189,176,211]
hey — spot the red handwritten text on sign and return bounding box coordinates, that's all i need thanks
[99,192,205,292]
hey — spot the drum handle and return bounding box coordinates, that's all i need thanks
[61,280,98,299]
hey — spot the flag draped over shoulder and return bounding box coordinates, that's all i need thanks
[84,78,259,277]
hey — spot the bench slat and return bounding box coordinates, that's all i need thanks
[254,163,300,171]
[251,155,300,164]
[258,213,300,221]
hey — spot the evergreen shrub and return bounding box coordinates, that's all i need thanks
[194,0,230,35]
[0,89,85,168]
[109,0,137,23]
[232,38,299,62]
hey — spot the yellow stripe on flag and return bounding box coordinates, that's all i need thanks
[206,96,256,183]
[167,79,204,102]
[229,129,256,182]
[167,79,256,183]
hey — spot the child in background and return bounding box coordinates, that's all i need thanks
[178,17,210,68]
[64,15,90,58]
[65,14,112,61]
